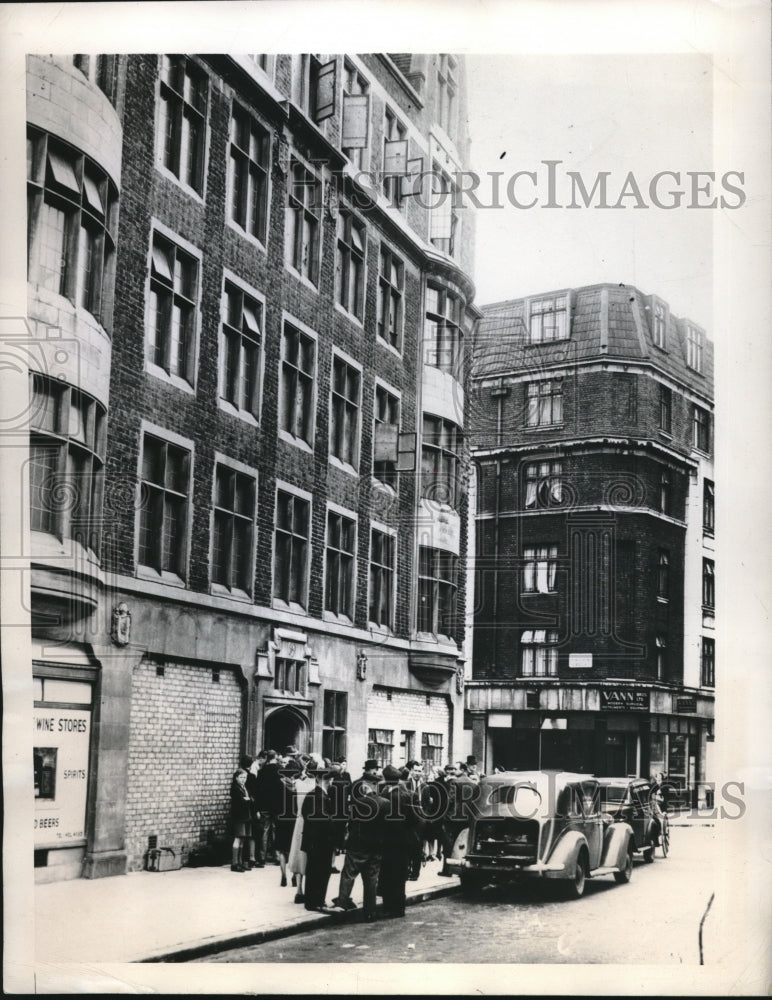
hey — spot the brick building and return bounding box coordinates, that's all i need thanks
[27,53,477,880]
[467,284,714,799]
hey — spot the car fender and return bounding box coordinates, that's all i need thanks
[444,826,470,871]
[600,820,633,869]
[543,829,587,879]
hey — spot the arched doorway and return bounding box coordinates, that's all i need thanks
[263,705,310,754]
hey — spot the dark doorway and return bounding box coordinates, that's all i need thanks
[263,707,309,754]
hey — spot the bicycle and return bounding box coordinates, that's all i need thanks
[658,811,670,858]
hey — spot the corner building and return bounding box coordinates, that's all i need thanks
[467,285,714,801]
[26,53,477,879]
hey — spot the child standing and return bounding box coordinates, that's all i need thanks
[230,767,252,872]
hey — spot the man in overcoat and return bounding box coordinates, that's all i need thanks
[300,762,341,912]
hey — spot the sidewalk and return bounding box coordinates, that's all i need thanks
[34,858,460,964]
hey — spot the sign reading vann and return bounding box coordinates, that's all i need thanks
[600,688,649,712]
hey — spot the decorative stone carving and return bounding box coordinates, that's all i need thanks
[357,650,368,681]
[111,602,131,646]
[456,664,465,695]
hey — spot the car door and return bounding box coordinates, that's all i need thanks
[579,780,604,869]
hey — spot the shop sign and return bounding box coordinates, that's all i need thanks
[675,696,697,713]
[34,707,91,846]
[488,712,513,728]
[600,688,649,712]
[569,653,593,669]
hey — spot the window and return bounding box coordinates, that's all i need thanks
[655,635,667,680]
[524,460,563,508]
[369,528,395,628]
[29,374,105,553]
[138,433,191,578]
[418,546,458,637]
[701,638,715,688]
[220,279,262,418]
[429,166,460,256]
[274,490,310,608]
[373,386,400,489]
[26,127,118,332]
[246,54,275,79]
[383,106,407,210]
[147,231,199,386]
[693,405,711,452]
[526,379,563,427]
[325,510,356,618]
[436,54,457,135]
[377,247,404,350]
[323,691,348,761]
[529,295,568,343]
[686,325,705,372]
[425,284,463,376]
[703,480,715,536]
[228,105,269,244]
[341,61,369,169]
[274,657,307,695]
[157,55,208,195]
[659,385,672,433]
[659,471,671,514]
[657,550,670,600]
[290,54,335,124]
[286,159,322,284]
[520,629,559,677]
[212,464,255,593]
[330,355,361,467]
[335,211,366,319]
[367,729,394,767]
[280,322,316,446]
[422,415,462,508]
[652,300,667,349]
[702,558,715,610]
[523,545,558,594]
[421,732,444,767]
[73,54,119,104]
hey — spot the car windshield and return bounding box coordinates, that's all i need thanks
[601,784,629,807]
[487,782,542,817]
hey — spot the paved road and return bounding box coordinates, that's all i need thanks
[197,824,715,965]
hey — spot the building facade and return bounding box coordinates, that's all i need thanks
[27,53,477,880]
[467,284,714,800]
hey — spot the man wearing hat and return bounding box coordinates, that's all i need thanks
[377,764,423,917]
[300,761,342,912]
[350,758,381,801]
[332,769,389,921]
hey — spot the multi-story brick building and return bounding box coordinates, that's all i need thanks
[27,53,477,880]
[467,284,714,800]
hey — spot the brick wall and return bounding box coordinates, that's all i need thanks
[366,688,450,767]
[124,658,244,870]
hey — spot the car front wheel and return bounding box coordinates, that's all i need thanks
[614,847,633,884]
[565,850,588,899]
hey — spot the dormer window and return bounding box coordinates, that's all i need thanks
[528,295,568,343]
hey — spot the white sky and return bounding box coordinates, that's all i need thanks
[466,53,715,329]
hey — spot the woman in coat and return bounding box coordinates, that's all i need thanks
[287,758,317,903]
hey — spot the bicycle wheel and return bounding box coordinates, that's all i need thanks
[660,817,670,858]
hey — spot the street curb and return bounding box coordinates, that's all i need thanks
[139,880,461,963]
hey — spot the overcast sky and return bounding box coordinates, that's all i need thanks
[465,53,715,330]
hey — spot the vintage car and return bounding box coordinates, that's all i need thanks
[450,770,634,898]
[595,776,661,863]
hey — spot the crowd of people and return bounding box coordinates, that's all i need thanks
[229,747,483,921]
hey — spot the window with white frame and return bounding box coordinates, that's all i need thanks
[157,55,208,195]
[228,105,269,244]
[520,629,558,677]
[418,546,458,637]
[367,729,394,767]
[220,279,262,418]
[29,373,105,553]
[377,247,404,350]
[523,545,558,594]
[341,60,370,169]
[147,230,199,386]
[273,489,310,608]
[652,300,667,349]
[286,159,322,284]
[425,283,463,376]
[138,432,191,578]
[369,528,395,628]
[529,295,568,343]
[703,479,714,536]
[701,637,715,688]
[27,126,118,333]
[335,210,366,319]
[702,558,714,611]
[325,509,356,618]
[526,379,563,427]
[436,54,457,136]
[382,106,407,210]
[280,321,316,446]
[524,460,563,509]
[421,732,444,767]
[686,325,705,373]
[693,405,710,452]
[373,385,400,489]
[330,355,361,467]
[212,463,255,593]
[421,414,462,508]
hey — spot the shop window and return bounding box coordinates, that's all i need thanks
[220,278,263,419]
[29,374,105,554]
[27,126,118,332]
[369,528,395,629]
[228,104,270,244]
[329,354,361,469]
[523,545,558,594]
[138,433,191,579]
[324,510,356,618]
[421,732,444,767]
[367,729,394,767]
[273,489,311,609]
[377,247,404,350]
[418,546,458,638]
[524,460,563,508]
[212,463,256,594]
[157,55,208,196]
[280,321,316,447]
[520,629,558,677]
[526,379,563,427]
[323,690,348,761]
[421,414,462,508]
